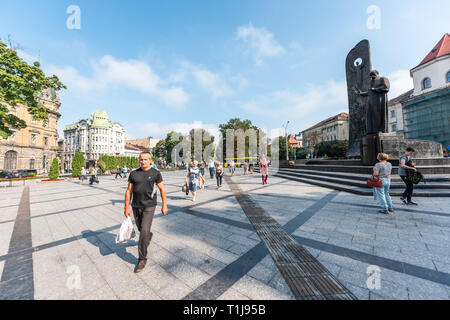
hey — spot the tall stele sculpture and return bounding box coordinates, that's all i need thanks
[345,40,442,163]
[345,40,372,158]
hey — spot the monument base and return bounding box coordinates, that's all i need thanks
[361,133,443,166]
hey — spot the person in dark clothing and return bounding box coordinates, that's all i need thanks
[399,147,418,205]
[115,166,123,179]
[125,152,168,273]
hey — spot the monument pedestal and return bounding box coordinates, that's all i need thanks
[361,132,443,166]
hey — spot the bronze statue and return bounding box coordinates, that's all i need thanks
[353,70,390,134]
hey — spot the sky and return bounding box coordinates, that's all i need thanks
[1,0,449,140]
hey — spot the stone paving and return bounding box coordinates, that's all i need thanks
[0,169,449,300]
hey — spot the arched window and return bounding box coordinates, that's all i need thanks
[422,77,431,89]
[447,71,450,83]
[4,150,18,170]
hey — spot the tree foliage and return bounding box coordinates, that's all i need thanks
[277,136,295,160]
[314,140,348,158]
[0,39,66,139]
[48,158,59,180]
[72,153,84,177]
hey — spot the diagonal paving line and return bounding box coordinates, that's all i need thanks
[0,186,34,300]
[223,176,356,300]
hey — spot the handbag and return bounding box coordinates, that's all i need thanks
[366,176,382,188]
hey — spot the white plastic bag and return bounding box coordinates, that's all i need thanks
[115,217,136,243]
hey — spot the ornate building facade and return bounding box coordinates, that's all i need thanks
[63,110,125,170]
[0,88,62,174]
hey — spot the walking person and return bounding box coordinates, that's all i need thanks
[230,159,236,176]
[89,167,99,185]
[208,159,215,179]
[243,161,249,175]
[399,147,418,205]
[259,155,269,185]
[216,162,224,189]
[115,165,122,179]
[80,167,87,184]
[249,162,254,175]
[186,160,204,202]
[373,153,394,215]
[199,161,206,189]
[124,152,168,273]
[122,166,128,179]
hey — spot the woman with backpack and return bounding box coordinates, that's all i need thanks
[373,153,394,215]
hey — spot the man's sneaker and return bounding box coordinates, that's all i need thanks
[400,197,408,205]
[388,208,395,213]
[408,201,418,206]
[378,210,390,215]
[134,260,146,273]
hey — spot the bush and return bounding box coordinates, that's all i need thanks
[296,148,309,159]
[49,158,59,179]
[96,160,106,174]
[72,153,84,177]
[314,140,348,158]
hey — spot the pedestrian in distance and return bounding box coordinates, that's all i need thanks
[124,152,168,273]
[208,159,215,179]
[230,159,236,176]
[243,160,249,175]
[259,155,269,185]
[186,160,204,202]
[122,166,127,179]
[115,165,122,179]
[80,167,87,183]
[373,153,394,215]
[199,161,206,189]
[215,162,224,189]
[399,147,418,205]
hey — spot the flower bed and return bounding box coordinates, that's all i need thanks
[40,179,65,182]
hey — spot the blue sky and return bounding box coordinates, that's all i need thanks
[1,0,449,140]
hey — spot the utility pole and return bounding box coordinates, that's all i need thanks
[282,121,290,161]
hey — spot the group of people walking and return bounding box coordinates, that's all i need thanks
[372,147,419,215]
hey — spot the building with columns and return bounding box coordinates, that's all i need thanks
[0,88,62,174]
[63,110,125,170]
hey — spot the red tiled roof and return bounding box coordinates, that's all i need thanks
[416,33,450,68]
[288,135,298,144]
[389,89,414,105]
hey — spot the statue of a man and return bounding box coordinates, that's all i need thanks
[354,70,390,134]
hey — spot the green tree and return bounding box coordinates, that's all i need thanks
[72,153,84,177]
[188,128,215,161]
[277,136,295,160]
[96,160,106,173]
[296,148,309,159]
[165,131,183,163]
[0,40,66,139]
[153,140,167,160]
[218,118,266,162]
[48,158,59,180]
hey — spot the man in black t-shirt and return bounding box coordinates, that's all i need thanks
[125,152,168,273]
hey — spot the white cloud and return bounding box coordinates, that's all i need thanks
[387,69,413,99]
[179,61,232,100]
[241,80,348,130]
[236,23,284,65]
[46,55,189,108]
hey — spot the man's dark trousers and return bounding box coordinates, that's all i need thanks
[400,176,413,202]
[132,206,156,261]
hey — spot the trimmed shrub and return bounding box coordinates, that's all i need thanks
[49,158,59,180]
[72,152,84,177]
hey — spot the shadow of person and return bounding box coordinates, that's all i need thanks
[81,230,139,265]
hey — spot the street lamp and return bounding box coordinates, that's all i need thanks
[282,121,290,161]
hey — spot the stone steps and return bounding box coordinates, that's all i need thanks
[284,164,450,175]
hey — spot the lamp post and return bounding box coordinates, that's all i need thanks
[282,121,290,161]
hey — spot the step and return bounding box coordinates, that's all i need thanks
[304,158,450,166]
[282,164,450,175]
[274,168,450,183]
[272,173,450,197]
[274,169,450,190]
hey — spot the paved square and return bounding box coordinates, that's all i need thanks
[1,169,449,300]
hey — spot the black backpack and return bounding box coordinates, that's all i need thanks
[405,160,425,184]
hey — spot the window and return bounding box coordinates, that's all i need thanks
[422,77,431,89]
[7,131,16,143]
[391,110,395,118]
[30,159,35,169]
[392,124,397,132]
[447,71,450,83]
[43,136,49,147]
[30,133,37,146]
